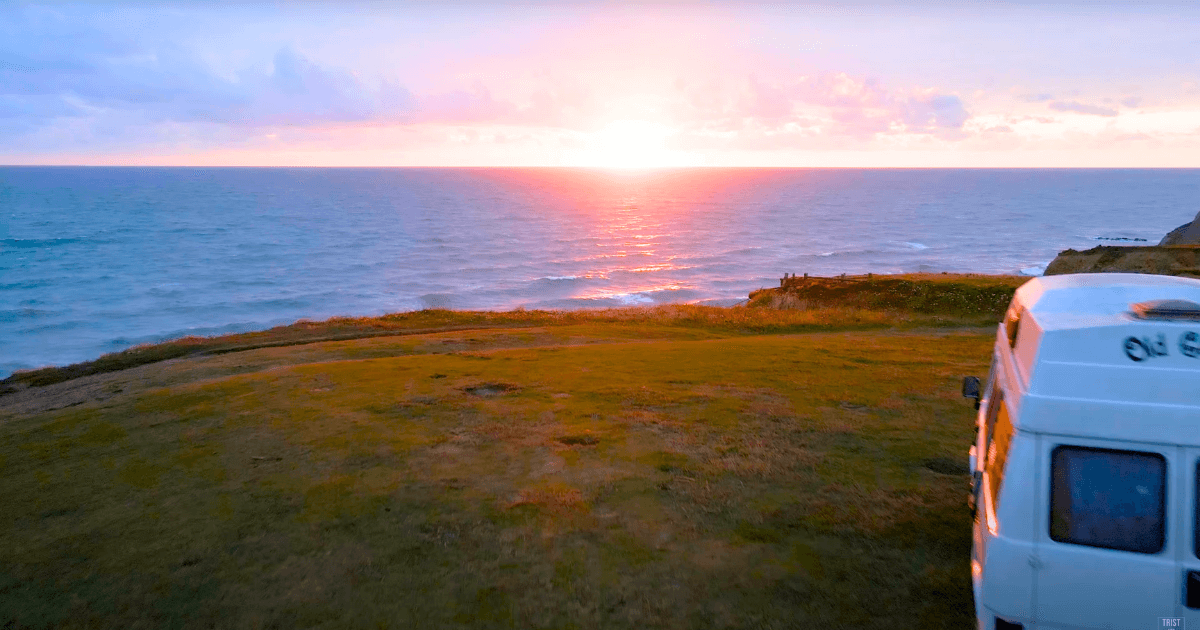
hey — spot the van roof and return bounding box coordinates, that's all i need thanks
[1016,273,1200,331]
[1003,273,1200,445]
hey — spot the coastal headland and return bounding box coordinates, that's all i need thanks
[1043,244,1200,277]
[1,274,1026,628]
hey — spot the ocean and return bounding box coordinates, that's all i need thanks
[3,167,1198,377]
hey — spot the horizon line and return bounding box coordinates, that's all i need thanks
[4,164,1200,170]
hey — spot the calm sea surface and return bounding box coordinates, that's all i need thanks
[3,167,1198,377]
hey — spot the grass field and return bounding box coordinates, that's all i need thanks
[0,275,1022,629]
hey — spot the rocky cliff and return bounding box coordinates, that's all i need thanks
[1043,245,1200,277]
[1160,209,1200,245]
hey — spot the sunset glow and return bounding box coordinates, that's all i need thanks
[4,3,1200,167]
[578,121,688,169]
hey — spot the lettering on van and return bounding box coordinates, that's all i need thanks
[1181,331,1200,358]
[1124,332,1200,362]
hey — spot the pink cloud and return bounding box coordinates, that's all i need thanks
[1047,100,1118,117]
[664,72,969,143]
[412,84,517,124]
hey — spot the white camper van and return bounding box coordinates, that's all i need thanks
[964,273,1200,630]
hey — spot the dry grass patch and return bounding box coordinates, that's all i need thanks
[0,312,992,629]
[505,482,589,514]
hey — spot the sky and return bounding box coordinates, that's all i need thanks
[3,1,1200,167]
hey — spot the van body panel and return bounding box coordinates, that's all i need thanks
[997,332,1026,420]
[974,433,1037,622]
[1039,323,1200,370]
[979,529,1035,620]
[1012,314,1043,390]
[1171,444,1200,624]
[1009,273,1200,395]
[974,366,1035,624]
[1031,361,1200,408]
[1032,437,1178,630]
[972,274,1200,630]
[996,434,1038,542]
[1020,395,1200,446]
[1034,530,1176,630]
[1013,273,1200,318]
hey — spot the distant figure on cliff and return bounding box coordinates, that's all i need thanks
[1160,209,1200,245]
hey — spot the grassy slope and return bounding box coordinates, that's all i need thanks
[2,273,1023,394]
[749,272,1026,317]
[0,277,1020,629]
[1042,244,1200,277]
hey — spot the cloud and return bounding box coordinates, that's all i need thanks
[1047,100,1118,116]
[772,74,971,138]
[242,48,416,126]
[795,73,890,110]
[412,84,518,124]
[666,72,971,144]
[0,93,84,119]
[0,5,418,142]
[11,3,1196,165]
[2,43,416,128]
[900,91,969,132]
[740,75,795,121]
[0,2,594,141]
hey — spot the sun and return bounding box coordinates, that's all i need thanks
[580,120,689,168]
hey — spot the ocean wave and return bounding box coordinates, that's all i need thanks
[104,320,299,349]
[815,248,885,258]
[693,297,747,308]
[901,242,930,250]
[0,279,52,291]
[1093,236,1148,242]
[419,293,457,309]
[1,237,83,249]
[568,285,699,307]
[23,319,86,333]
[0,360,40,379]
[561,291,658,307]
[607,293,657,306]
[147,283,186,297]
[0,308,57,322]
[214,278,278,289]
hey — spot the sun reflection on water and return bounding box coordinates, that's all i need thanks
[564,191,699,303]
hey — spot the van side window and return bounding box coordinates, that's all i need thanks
[984,394,1014,507]
[1050,446,1165,554]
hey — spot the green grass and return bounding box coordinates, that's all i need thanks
[0,275,1009,629]
[749,272,1025,320]
[2,275,1023,394]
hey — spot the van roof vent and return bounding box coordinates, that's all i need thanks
[1131,299,1200,321]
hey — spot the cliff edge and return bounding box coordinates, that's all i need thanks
[1160,209,1200,245]
[1044,245,1200,277]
